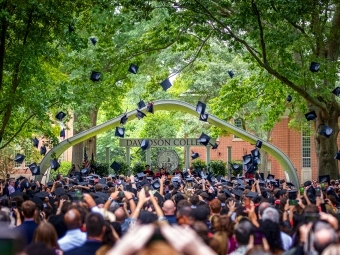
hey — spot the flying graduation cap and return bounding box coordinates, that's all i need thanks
[128,64,139,74]
[305,110,317,121]
[55,111,67,121]
[110,161,121,173]
[29,162,40,176]
[68,25,75,32]
[146,102,154,114]
[199,113,208,122]
[196,101,206,115]
[140,139,150,151]
[90,37,97,46]
[334,151,340,160]
[115,127,125,138]
[309,62,320,72]
[255,140,262,148]
[32,137,39,148]
[90,71,101,82]
[137,100,146,109]
[198,133,211,146]
[227,70,234,78]
[60,128,66,138]
[319,125,333,138]
[50,158,60,171]
[286,95,292,102]
[14,153,25,164]
[120,113,128,125]
[332,87,340,97]
[40,145,47,155]
[136,109,146,119]
[160,78,172,91]
[191,151,200,159]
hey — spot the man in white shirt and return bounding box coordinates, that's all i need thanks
[7,180,15,195]
[58,209,86,252]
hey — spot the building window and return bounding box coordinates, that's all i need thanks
[234,119,243,139]
[59,152,65,162]
[302,128,311,167]
[24,147,32,168]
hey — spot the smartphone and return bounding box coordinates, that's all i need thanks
[304,213,319,224]
[299,187,304,195]
[118,191,124,198]
[144,184,150,197]
[11,201,17,210]
[289,199,298,206]
[320,183,325,189]
[315,188,321,196]
[253,231,263,245]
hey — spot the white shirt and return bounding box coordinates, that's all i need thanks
[280,231,293,251]
[58,228,86,252]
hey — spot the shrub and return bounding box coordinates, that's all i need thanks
[49,161,72,181]
[208,160,227,176]
[191,159,207,172]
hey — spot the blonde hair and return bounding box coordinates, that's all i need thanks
[33,221,59,249]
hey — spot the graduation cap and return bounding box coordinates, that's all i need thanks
[259,180,265,186]
[309,62,320,72]
[211,142,219,149]
[14,153,25,164]
[90,71,101,82]
[332,87,340,96]
[146,102,154,114]
[137,100,146,109]
[160,78,172,91]
[128,64,139,74]
[286,182,294,188]
[224,189,232,197]
[198,133,210,146]
[199,113,208,122]
[140,139,150,151]
[50,158,60,171]
[68,25,75,32]
[46,182,54,187]
[56,111,67,121]
[196,101,206,115]
[186,177,194,182]
[334,151,340,160]
[60,128,66,138]
[137,172,145,179]
[231,163,241,170]
[90,37,97,46]
[110,161,121,173]
[136,109,146,119]
[120,113,128,125]
[246,192,258,198]
[54,187,66,197]
[232,189,243,198]
[305,110,317,121]
[319,125,333,138]
[29,163,40,175]
[31,196,43,206]
[286,95,292,102]
[151,179,160,189]
[98,178,106,184]
[227,70,234,78]
[242,154,252,165]
[319,175,330,185]
[34,191,49,199]
[81,168,89,175]
[32,137,39,148]
[10,190,23,198]
[255,140,262,148]
[171,177,180,183]
[226,181,234,187]
[40,145,47,155]
[267,174,275,180]
[115,127,125,138]
[191,152,200,160]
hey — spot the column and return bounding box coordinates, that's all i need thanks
[185,146,190,169]
[106,146,110,165]
[146,147,151,166]
[227,146,232,179]
[206,145,211,166]
[126,147,130,167]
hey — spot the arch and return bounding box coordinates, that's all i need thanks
[38,99,299,186]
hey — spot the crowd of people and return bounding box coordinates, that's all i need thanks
[1,165,340,255]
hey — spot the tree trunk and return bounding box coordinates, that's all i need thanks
[84,108,98,162]
[260,150,269,178]
[72,113,84,170]
[314,106,340,179]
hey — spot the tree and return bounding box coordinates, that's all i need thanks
[116,1,340,178]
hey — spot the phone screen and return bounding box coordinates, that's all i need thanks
[289,199,297,206]
[144,185,150,197]
[299,187,304,195]
[315,188,321,196]
[253,231,263,245]
[11,201,17,210]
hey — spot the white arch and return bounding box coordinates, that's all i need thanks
[38,99,299,186]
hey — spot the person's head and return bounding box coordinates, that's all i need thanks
[25,243,56,255]
[313,221,337,254]
[85,213,106,240]
[9,179,15,187]
[209,198,222,214]
[56,174,63,181]
[145,165,150,170]
[234,219,253,245]
[64,208,82,230]
[114,207,127,223]
[160,168,165,174]
[94,184,103,192]
[258,202,271,218]
[0,211,11,225]
[261,219,283,252]
[101,221,115,246]
[21,200,36,219]
[262,207,279,223]
[190,194,199,206]
[191,205,210,222]
[176,206,194,226]
[162,200,176,215]
[33,222,59,249]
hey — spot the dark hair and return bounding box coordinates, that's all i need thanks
[191,205,210,222]
[138,211,157,224]
[190,194,199,206]
[260,219,283,252]
[25,242,56,255]
[234,219,253,245]
[86,213,105,237]
[102,221,115,246]
[22,201,36,218]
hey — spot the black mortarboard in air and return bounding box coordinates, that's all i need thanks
[14,153,25,164]
[40,145,47,155]
[151,179,160,189]
[68,25,74,32]
[140,139,150,151]
[309,62,320,72]
[211,142,219,149]
[137,172,145,179]
[120,113,128,125]
[286,95,292,102]
[115,127,125,138]
[227,70,234,78]
[32,137,39,148]
[128,64,139,74]
[29,162,40,175]
[332,87,340,97]
[137,100,146,109]
[196,101,206,115]
[160,78,172,91]
[199,113,208,122]
[198,133,211,146]
[136,109,146,119]
[242,154,252,165]
[90,71,101,82]
[319,175,330,185]
[110,161,121,173]
[334,151,340,160]
[60,128,66,138]
[191,152,199,159]
[256,140,262,148]
[50,158,60,171]
[305,110,317,121]
[267,174,275,180]
[90,37,97,46]
[231,163,241,171]
[56,111,66,121]
[146,102,154,114]
[319,125,333,138]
